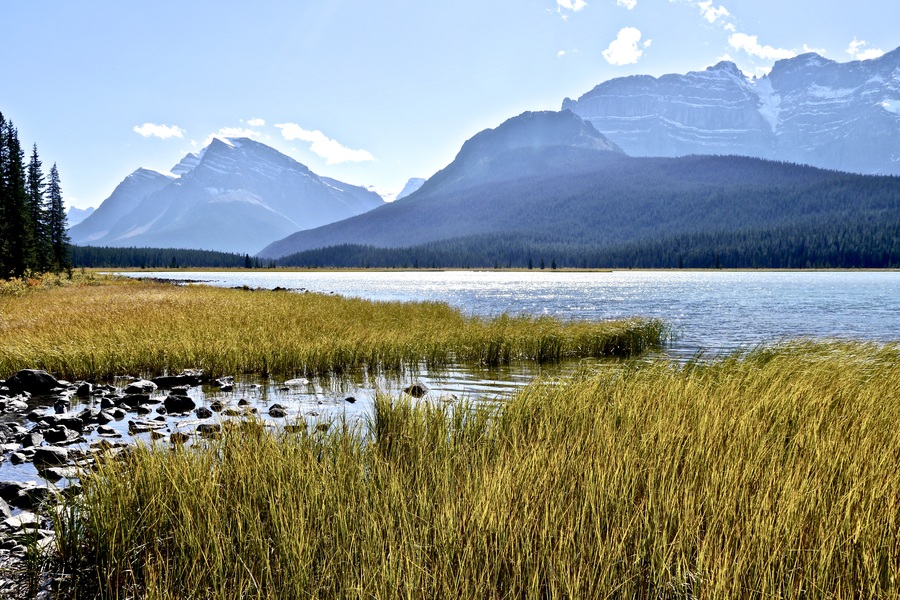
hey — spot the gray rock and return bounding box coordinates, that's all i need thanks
[344,396,356,404]
[268,404,287,418]
[5,370,59,395]
[136,405,154,416]
[56,416,84,432]
[0,482,30,502]
[0,498,10,519]
[97,425,120,437]
[7,398,29,411]
[33,446,69,468]
[9,453,27,465]
[209,400,225,412]
[119,394,150,407]
[164,395,196,414]
[403,382,429,398]
[123,380,157,394]
[170,432,190,444]
[17,432,44,448]
[127,420,167,434]
[151,374,202,388]
[194,406,213,419]
[75,381,93,397]
[54,397,72,413]
[43,426,81,445]
[96,410,115,424]
[196,424,221,436]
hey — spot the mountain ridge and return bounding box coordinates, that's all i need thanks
[70,137,384,254]
[562,47,900,175]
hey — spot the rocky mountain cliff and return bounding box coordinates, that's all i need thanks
[69,138,384,254]
[562,47,900,175]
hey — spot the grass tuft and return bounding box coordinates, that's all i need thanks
[56,341,900,598]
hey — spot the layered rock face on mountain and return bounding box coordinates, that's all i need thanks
[562,48,900,175]
[69,138,384,254]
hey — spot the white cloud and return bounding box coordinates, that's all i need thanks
[697,0,730,23]
[617,0,637,9]
[133,123,185,140]
[846,38,884,61]
[602,27,645,66]
[247,118,266,127]
[275,123,374,165]
[643,39,653,48]
[557,50,567,58]
[728,33,795,61]
[557,0,587,13]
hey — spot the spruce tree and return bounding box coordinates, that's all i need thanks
[0,118,32,278]
[26,144,50,271]
[47,163,71,272]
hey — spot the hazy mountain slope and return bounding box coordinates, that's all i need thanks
[70,138,384,254]
[69,168,174,243]
[258,110,626,257]
[259,110,900,263]
[562,47,900,175]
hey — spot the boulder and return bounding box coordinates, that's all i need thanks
[5,369,59,395]
[151,374,203,388]
[17,431,44,448]
[54,397,72,413]
[0,481,30,502]
[345,396,357,404]
[194,406,213,419]
[209,400,225,412]
[119,394,150,407]
[75,381,93,398]
[33,446,69,468]
[164,395,196,414]
[56,416,84,432]
[403,382,429,398]
[268,405,287,418]
[197,424,221,437]
[170,432,190,444]
[123,380,157,394]
[97,425,120,437]
[96,410,114,425]
[43,426,81,445]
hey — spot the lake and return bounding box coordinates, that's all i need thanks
[123,270,900,356]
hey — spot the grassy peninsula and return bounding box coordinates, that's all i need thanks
[53,341,900,598]
[0,273,664,380]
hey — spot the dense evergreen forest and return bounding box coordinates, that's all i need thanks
[71,246,276,269]
[277,218,900,269]
[0,111,70,278]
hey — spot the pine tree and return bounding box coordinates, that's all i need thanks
[26,144,50,271]
[47,163,71,272]
[0,118,32,278]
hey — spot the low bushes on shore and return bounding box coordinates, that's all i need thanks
[56,341,900,598]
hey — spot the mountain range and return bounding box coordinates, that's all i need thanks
[258,109,900,268]
[69,138,384,254]
[562,48,900,175]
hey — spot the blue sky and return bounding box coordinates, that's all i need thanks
[3,0,897,208]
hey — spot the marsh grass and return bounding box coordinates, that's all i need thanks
[0,278,663,379]
[57,341,900,598]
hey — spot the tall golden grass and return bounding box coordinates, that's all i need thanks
[0,276,663,379]
[57,341,900,598]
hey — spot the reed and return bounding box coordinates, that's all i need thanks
[56,341,900,598]
[0,277,663,379]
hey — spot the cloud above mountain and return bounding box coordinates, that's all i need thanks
[133,123,185,140]
[276,123,375,165]
[603,27,648,65]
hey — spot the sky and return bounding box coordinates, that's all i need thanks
[3,0,898,209]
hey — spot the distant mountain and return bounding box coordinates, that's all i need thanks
[69,138,384,254]
[562,48,900,175]
[258,110,900,268]
[65,206,95,227]
[396,178,425,200]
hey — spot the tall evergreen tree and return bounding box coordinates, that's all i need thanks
[47,163,71,272]
[0,117,32,278]
[26,144,50,271]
